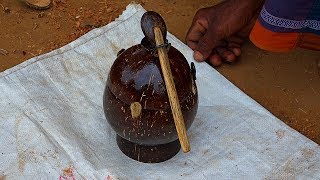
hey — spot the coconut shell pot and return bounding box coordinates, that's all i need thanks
[103,11,198,163]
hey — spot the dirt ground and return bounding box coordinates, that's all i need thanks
[0,0,319,144]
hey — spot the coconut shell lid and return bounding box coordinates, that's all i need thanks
[107,44,196,110]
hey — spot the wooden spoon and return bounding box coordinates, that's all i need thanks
[141,11,191,153]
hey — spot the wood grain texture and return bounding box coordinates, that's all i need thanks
[154,27,190,153]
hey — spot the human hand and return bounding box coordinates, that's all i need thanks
[186,0,264,66]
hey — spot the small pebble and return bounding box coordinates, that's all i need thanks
[38,12,45,18]
[106,8,113,13]
[0,49,8,56]
[80,18,95,28]
[13,49,26,56]
[4,7,10,14]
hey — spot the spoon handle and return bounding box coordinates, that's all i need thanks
[154,27,190,153]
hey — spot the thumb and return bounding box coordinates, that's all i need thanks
[194,31,220,61]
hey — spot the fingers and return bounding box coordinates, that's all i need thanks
[225,35,244,45]
[186,18,221,62]
[186,18,207,50]
[185,15,244,65]
[216,47,236,63]
[194,41,242,66]
[194,30,221,61]
[187,41,198,51]
[207,43,242,67]
[225,41,241,57]
[225,35,243,57]
[230,47,241,56]
[207,51,222,67]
